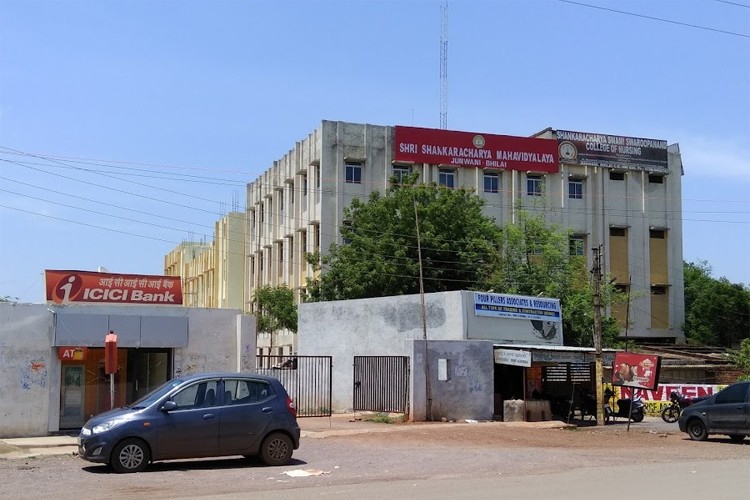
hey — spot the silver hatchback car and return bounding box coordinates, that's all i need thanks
[678,380,750,442]
[78,373,300,473]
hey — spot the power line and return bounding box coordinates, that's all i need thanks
[557,0,750,39]
[715,0,750,9]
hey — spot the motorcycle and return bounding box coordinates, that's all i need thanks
[604,388,645,423]
[660,391,707,423]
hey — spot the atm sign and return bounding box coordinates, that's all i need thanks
[58,347,88,361]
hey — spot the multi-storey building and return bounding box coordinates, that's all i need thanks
[165,211,245,310]
[246,121,685,355]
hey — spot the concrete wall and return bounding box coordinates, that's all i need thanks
[298,291,465,413]
[0,303,255,437]
[0,304,56,437]
[172,307,256,376]
[411,340,495,421]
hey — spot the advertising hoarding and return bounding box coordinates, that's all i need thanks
[394,125,559,172]
[612,352,661,390]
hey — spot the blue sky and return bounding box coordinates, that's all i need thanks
[1,0,748,303]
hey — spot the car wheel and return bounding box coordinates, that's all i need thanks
[111,438,150,473]
[260,432,293,466]
[728,434,746,443]
[687,419,708,441]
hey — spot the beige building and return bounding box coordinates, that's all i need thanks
[164,211,245,310]
[245,121,686,355]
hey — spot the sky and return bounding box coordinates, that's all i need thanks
[1,0,748,304]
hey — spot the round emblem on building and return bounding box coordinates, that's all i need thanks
[472,135,485,149]
[559,141,578,161]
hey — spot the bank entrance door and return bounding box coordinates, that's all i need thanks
[126,349,171,403]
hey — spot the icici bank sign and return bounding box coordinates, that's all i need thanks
[45,270,183,305]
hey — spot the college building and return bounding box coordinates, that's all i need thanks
[243,121,685,356]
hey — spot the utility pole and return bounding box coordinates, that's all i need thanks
[592,245,605,426]
[414,196,432,420]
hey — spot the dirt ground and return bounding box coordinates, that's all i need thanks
[2,417,749,499]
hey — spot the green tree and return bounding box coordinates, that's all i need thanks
[252,285,297,334]
[306,175,502,301]
[683,260,750,347]
[483,208,624,347]
[729,338,750,381]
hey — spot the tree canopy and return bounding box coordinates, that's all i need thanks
[306,175,502,301]
[483,208,623,347]
[252,285,297,334]
[683,260,750,347]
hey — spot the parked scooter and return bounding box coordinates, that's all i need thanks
[604,388,645,423]
[661,391,707,423]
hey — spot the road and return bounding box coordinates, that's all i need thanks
[1,418,749,499]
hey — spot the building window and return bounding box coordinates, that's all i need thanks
[648,174,664,184]
[345,163,362,184]
[568,179,583,199]
[484,172,499,193]
[439,169,455,188]
[526,175,542,196]
[316,166,321,188]
[260,202,264,223]
[610,227,626,237]
[650,229,666,239]
[392,165,410,185]
[569,236,585,256]
[610,171,625,181]
[651,285,666,295]
[302,175,308,197]
[278,191,284,213]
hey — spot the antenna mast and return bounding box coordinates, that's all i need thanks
[440,1,448,129]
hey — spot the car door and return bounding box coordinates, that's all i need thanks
[705,382,750,433]
[154,378,221,459]
[218,378,276,454]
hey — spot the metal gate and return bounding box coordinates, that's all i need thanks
[353,356,410,414]
[254,355,332,417]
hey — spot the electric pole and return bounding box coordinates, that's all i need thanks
[592,245,605,426]
[414,196,432,421]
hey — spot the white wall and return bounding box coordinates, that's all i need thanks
[0,304,56,437]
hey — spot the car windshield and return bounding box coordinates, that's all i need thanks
[128,378,187,408]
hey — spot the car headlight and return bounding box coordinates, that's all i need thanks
[92,418,127,435]
[80,427,92,437]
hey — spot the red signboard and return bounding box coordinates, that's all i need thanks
[394,125,559,172]
[45,270,183,305]
[612,352,661,390]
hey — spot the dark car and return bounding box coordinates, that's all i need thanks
[78,372,300,473]
[678,380,750,442]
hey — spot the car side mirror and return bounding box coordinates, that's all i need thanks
[161,400,178,412]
